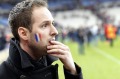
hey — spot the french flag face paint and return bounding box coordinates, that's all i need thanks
[34,33,41,42]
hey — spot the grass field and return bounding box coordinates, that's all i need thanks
[53,36,120,79]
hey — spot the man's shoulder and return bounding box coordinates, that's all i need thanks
[0,61,9,78]
[0,61,16,79]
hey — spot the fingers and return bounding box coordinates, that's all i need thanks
[47,41,70,58]
[47,48,67,55]
[49,41,65,46]
[47,45,67,51]
[47,45,68,55]
[47,53,65,59]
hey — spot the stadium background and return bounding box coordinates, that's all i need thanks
[0,0,120,79]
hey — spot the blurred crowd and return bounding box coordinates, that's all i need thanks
[0,0,120,53]
[55,22,120,54]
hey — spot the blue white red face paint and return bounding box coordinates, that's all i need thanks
[34,33,42,42]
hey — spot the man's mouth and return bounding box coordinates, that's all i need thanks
[49,38,55,45]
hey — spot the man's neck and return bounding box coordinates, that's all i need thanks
[20,41,37,60]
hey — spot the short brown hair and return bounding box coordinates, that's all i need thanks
[8,0,47,40]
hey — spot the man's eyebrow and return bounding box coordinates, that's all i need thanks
[41,20,54,24]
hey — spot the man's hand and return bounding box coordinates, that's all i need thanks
[47,41,77,75]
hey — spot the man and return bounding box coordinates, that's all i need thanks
[0,0,83,79]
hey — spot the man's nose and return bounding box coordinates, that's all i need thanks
[50,25,58,36]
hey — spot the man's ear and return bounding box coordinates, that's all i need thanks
[18,27,29,40]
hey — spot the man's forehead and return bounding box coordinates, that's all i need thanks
[32,7,54,22]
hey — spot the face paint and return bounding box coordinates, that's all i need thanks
[35,33,40,42]
[39,33,42,41]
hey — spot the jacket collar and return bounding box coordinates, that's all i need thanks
[9,38,58,69]
[9,38,34,69]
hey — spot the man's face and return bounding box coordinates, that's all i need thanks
[28,7,58,57]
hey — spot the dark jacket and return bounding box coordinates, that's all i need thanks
[0,38,83,79]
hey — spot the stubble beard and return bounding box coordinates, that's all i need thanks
[28,40,48,59]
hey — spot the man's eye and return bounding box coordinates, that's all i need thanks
[52,22,55,26]
[42,24,47,28]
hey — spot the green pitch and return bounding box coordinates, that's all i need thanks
[53,36,120,79]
